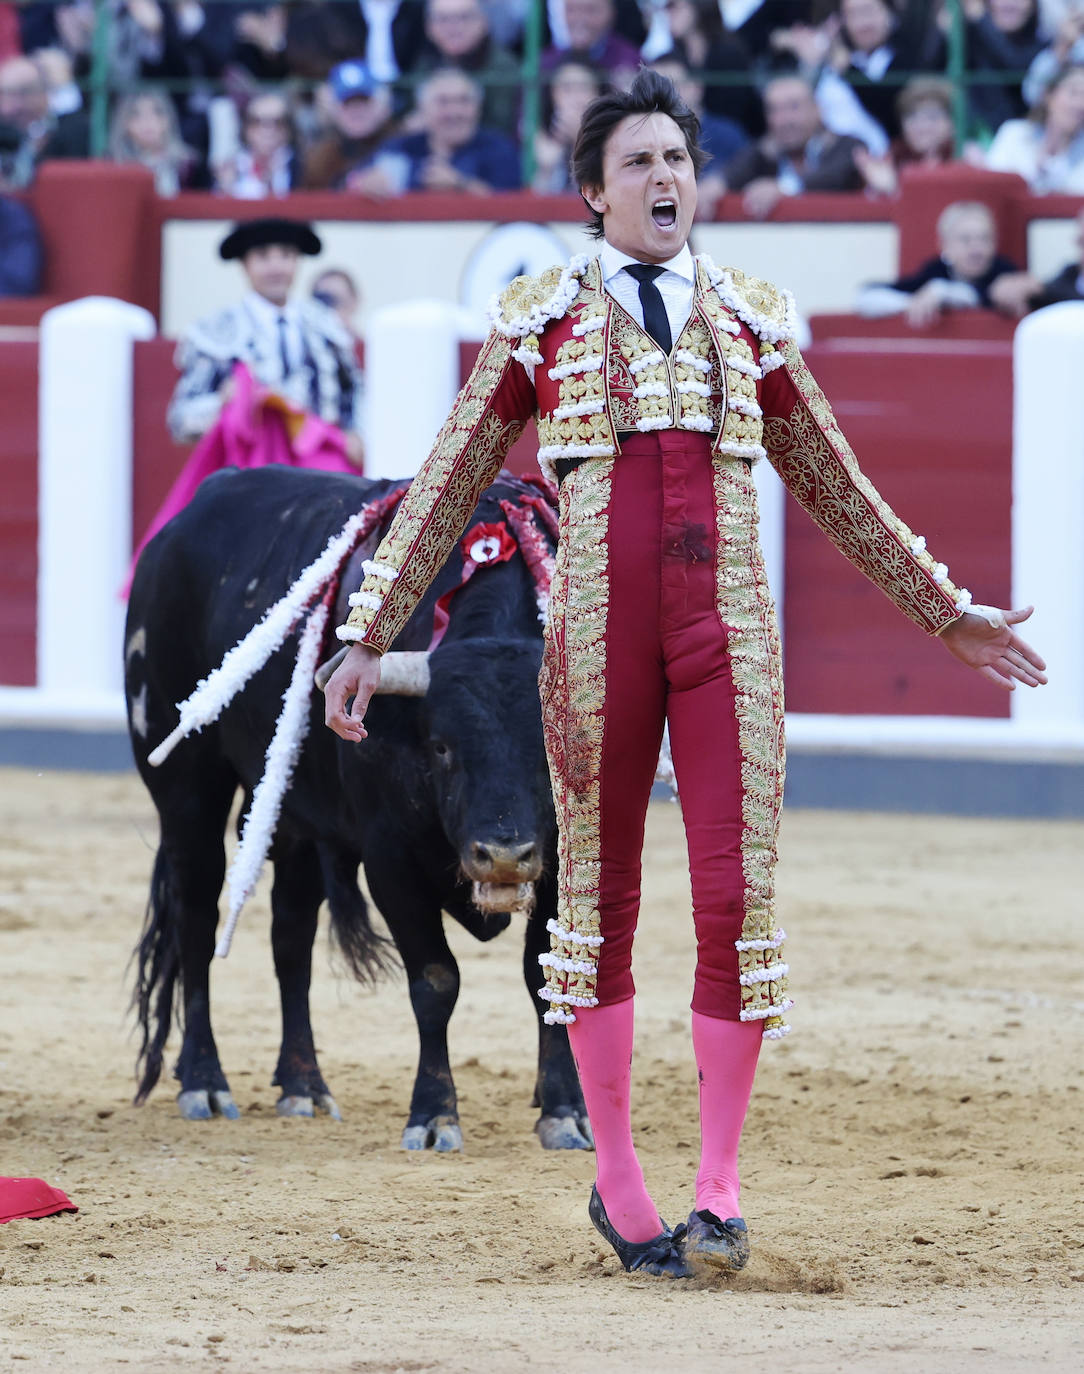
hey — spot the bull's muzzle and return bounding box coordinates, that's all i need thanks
[315,648,430,696]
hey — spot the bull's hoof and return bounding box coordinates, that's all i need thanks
[535,1113,594,1151]
[401,1116,464,1152]
[177,1089,240,1121]
[314,1092,342,1121]
[276,1094,315,1118]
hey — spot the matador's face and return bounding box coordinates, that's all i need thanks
[583,112,698,266]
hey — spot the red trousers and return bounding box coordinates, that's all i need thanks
[585,431,747,1019]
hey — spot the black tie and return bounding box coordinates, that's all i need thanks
[276,313,291,378]
[623,263,672,355]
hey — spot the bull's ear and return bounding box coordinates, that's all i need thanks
[314,646,349,692]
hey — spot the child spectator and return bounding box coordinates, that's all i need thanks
[856,200,1030,324]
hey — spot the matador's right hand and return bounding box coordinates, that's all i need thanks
[324,643,381,741]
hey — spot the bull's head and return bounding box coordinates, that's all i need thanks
[317,639,553,917]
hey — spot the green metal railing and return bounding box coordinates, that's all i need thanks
[57,1,1034,183]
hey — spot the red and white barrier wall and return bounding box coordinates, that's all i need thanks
[0,295,1081,753]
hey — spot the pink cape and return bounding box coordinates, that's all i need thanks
[125,363,359,595]
[0,1176,78,1223]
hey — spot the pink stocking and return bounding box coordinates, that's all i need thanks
[691,1012,762,1220]
[566,998,663,1243]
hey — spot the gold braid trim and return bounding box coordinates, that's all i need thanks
[764,339,964,636]
[339,332,526,654]
[711,457,791,1038]
[538,459,614,1024]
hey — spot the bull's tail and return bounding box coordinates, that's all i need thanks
[131,848,180,1104]
[320,850,400,987]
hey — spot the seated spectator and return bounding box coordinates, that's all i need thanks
[985,61,1084,191]
[312,266,362,334]
[109,90,206,194]
[854,76,958,195]
[301,60,397,189]
[834,0,945,141]
[412,0,520,137]
[0,183,43,295]
[966,0,1045,133]
[532,57,603,192]
[1022,4,1084,107]
[213,90,298,197]
[1028,203,1084,306]
[380,67,520,192]
[856,200,1029,325]
[656,0,760,133]
[542,0,641,84]
[649,54,748,217]
[723,74,864,219]
[0,54,87,188]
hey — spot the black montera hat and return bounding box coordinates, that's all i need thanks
[219,217,322,261]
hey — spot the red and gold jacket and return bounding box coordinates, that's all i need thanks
[339,253,970,653]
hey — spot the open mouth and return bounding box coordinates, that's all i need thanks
[651,199,677,228]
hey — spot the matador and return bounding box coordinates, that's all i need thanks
[325,72,1046,1279]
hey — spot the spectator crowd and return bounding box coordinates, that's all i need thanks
[1,0,1083,203]
[2,1,1083,311]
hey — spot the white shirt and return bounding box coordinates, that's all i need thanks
[598,240,696,346]
[243,291,303,380]
[985,119,1084,195]
[360,0,400,82]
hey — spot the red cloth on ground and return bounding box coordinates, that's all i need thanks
[589,431,747,1017]
[125,362,359,594]
[0,1176,78,1223]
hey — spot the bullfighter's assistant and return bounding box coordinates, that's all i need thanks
[325,71,1046,1279]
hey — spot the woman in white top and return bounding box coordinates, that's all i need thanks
[986,61,1084,192]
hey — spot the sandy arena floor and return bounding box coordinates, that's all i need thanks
[0,767,1081,1373]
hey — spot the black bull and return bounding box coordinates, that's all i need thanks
[125,465,591,1151]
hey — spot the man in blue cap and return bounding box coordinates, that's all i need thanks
[302,60,399,191]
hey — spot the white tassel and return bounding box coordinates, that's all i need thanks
[216,601,329,958]
[148,507,374,767]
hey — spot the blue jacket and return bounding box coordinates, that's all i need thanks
[0,196,43,297]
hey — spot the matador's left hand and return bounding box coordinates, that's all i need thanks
[940,605,1048,692]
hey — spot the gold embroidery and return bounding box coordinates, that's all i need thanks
[539,459,614,1023]
[765,340,962,635]
[343,332,526,653]
[711,458,790,1034]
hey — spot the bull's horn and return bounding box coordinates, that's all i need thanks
[373,651,430,696]
[314,647,430,696]
[314,646,349,692]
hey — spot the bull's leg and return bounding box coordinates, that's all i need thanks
[366,864,463,1152]
[270,835,341,1121]
[524,876,593,1151]
[162,758,241,1121]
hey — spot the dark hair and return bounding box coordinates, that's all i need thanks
[571,68,708,239]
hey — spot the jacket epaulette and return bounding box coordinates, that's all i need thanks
[696,256,798,347]
[488,255,592,365]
